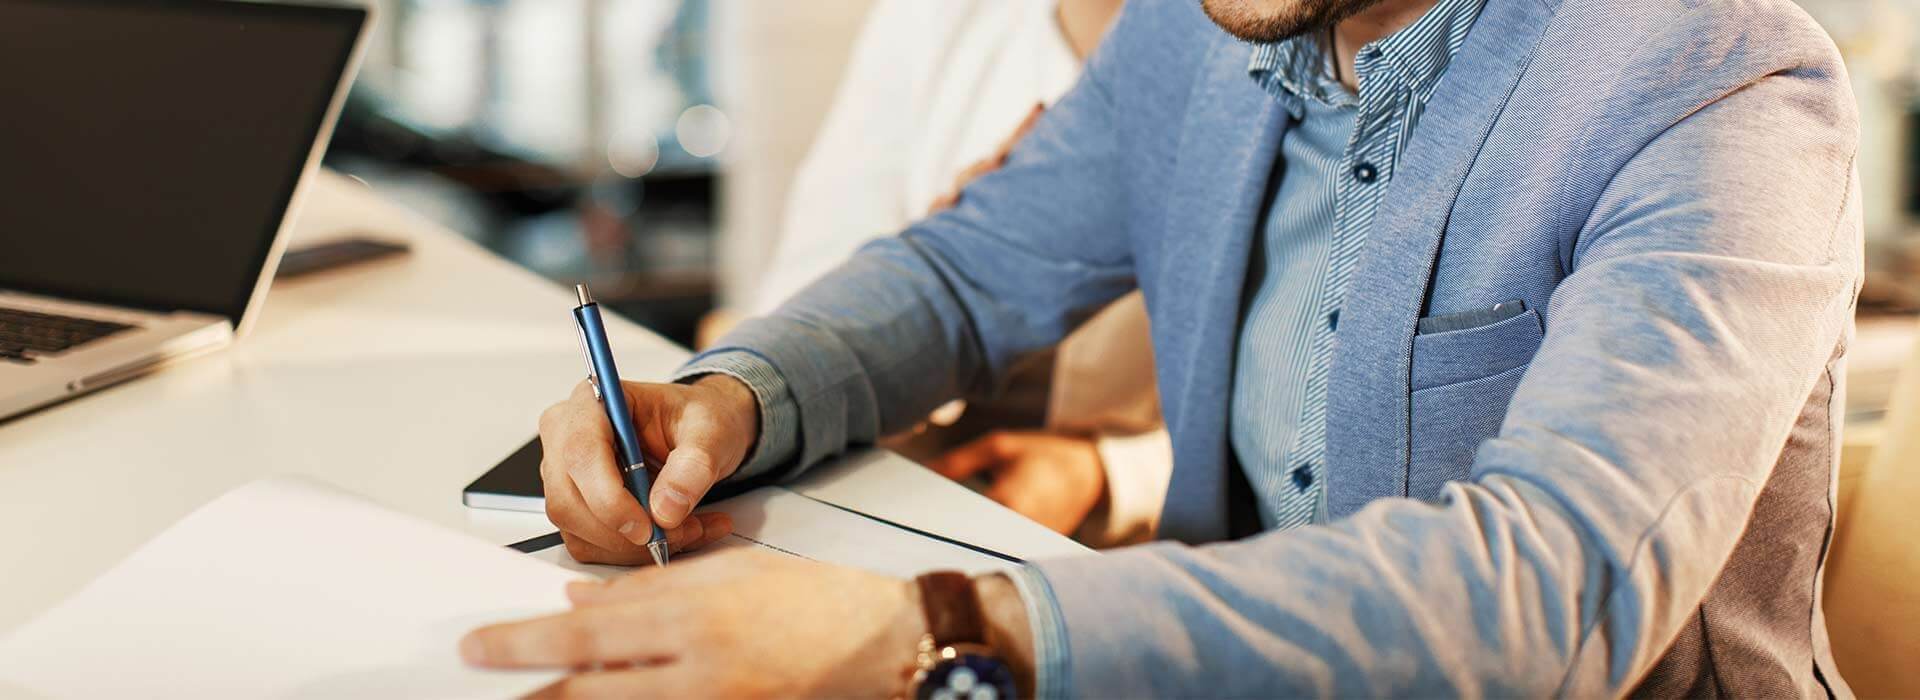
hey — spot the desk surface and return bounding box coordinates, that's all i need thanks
[0,171,1085,633]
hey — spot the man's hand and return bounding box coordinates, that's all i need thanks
[460,549,927,697]
[538,374,759,565]
[929,431,1107,535]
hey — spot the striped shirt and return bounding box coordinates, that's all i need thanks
[1232,0,1485,529]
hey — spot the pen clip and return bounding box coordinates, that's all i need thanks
[573,312,602,401]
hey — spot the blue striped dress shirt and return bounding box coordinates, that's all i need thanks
[1235,0,1485,529]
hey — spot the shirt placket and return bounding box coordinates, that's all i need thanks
[1286,54,1406,524]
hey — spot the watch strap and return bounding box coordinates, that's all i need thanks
[914,571,987,647]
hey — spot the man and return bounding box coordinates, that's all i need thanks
[461,0,1862,695]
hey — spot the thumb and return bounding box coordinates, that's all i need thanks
[648,415,731,529]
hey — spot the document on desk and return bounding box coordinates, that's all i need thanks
[0,476,578,699]
[525,486,1017,580]
[0,479,1020,699]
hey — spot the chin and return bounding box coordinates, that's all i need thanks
[1199,0,1370,43]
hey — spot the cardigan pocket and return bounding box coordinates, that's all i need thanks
[1407,307,1544,499]
[1411,307,1544,391]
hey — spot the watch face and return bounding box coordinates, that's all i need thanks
[915,652,1018,700]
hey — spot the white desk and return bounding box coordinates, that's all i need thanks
[0,171,1086,634]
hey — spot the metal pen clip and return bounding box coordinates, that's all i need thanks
[573,285,602,401]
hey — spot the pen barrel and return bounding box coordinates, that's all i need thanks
[623,467,670,544]
[573,303,666,547]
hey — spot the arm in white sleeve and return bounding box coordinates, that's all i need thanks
[748,0,927,315]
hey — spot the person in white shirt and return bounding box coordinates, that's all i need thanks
[726,0,1165,545]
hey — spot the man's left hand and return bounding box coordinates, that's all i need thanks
[460,549,924,698]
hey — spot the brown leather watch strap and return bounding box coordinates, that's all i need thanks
[915,571,987,646]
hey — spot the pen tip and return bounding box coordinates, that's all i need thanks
[648,541,670,567]
[575,284,593,306]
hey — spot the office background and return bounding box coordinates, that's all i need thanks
[320,0,1919,437]
[324,0,874,346]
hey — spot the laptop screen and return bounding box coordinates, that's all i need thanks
[0,0,364,324]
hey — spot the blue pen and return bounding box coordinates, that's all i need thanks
[571,284,670,566]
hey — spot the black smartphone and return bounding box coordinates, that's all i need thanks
[276,236,410,279]
[464,438,546,513]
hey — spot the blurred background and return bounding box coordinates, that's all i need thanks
[320,0,1920,460]
[325,0,878,346]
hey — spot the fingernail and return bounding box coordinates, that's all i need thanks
[617,521,641,541]
[656,485,690,520]
[459,633,486,664]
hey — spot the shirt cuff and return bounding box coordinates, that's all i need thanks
[1077,428,1174,547]
[1008,566,1073,700]
[671,350,799,481]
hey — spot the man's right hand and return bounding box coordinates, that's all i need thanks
[537,374,760,565]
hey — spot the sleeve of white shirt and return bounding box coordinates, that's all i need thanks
[1075,428,1173,547]
[747,0,928,316]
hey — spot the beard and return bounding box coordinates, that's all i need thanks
[1199,0,1388,43]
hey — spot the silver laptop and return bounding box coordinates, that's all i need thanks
[0,0,369,420]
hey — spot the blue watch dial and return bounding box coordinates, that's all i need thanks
[915,651,1018,700]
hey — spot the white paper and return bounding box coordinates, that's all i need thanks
[787,451,1094,562]
[527,487,1016,579]
[0,477,580,700]
[0,481,1021,699]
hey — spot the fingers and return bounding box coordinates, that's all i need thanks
[955,158,998,189]
[545,468,647,557]
[560,533,652,567]
[563,516,733,600]
[527,667,706,700]
[928,431,1019,481]
[543,379,738,550]
[541,383,673,547]
[527,669,650,700]
[926,190,960,215]
[540,395,648,545]
[977,434,1104,535]
[984,465,1071,533]
[572,460,655,547]
[660,510,727,553]
[461,608,664,670]
[687,512,734,551]
[557,512,732,568]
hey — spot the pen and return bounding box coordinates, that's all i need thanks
[571,284,670,566]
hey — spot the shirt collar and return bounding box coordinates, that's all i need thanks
[1248,0,1486,108]
[1249,33,1349,111]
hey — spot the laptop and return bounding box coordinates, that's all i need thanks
[0,0,369,420]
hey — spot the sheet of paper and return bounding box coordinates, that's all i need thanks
[0,477,581,700]
[526,487,1017,579]
[787,451,1093,561]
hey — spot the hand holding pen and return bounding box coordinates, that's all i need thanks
[571,284,674,565]
[532,284,754,565]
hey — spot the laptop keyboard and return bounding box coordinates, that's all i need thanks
[0,307,137,363]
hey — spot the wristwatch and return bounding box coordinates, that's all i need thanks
[908,571,1020,700]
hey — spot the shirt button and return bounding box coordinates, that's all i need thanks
[1328,309,1340,330]
[1290,465,1315,492]
[1353,162,1379,184]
